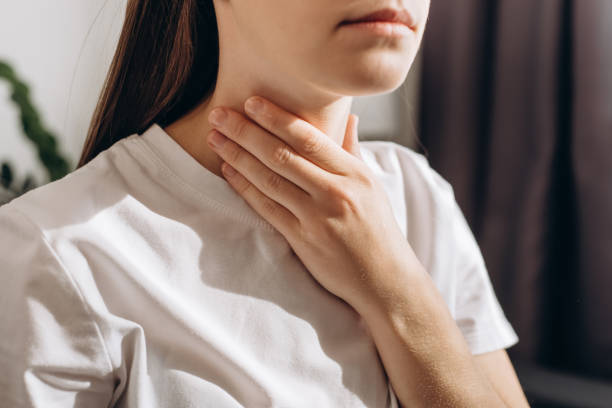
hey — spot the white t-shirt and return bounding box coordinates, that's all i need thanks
[0,123,518,408]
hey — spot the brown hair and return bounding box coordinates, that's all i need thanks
[77,0,219,168]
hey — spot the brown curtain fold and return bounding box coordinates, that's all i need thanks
[418,0,612,379]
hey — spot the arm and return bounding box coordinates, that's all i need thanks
[204,97,528,406]
[0,205,115,407]
[355,261,529,408]
[473,350,530,408]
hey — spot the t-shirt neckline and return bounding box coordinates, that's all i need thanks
[134,122,276,231]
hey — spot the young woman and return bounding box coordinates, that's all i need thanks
[0,0,530,407]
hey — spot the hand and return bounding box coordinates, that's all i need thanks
[206,96,425,312]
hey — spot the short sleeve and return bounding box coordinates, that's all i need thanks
[0,204,115,407]
[439,178,520,355]
[363,141,519,356]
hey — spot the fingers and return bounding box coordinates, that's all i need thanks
[208,107,331,195]
[206,129,311,219]
[243,97,356,175]
[220,160,300,237]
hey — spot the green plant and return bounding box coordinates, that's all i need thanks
[0,60,72,204]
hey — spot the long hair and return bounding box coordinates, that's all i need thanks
[77,0,219,168]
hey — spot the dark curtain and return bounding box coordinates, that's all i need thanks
[418,0,612,379]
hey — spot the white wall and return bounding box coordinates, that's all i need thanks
[0,1,419,186]
[0,0,126,184]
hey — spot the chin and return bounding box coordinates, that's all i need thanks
[334,63,413,96]
[313,47,417,96]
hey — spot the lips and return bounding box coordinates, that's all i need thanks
[340,8,416,30]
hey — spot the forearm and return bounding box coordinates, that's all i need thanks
[354,262,507,408]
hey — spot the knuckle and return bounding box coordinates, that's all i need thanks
[235,178,253,195]
[233,118,250,139]
[265,172,283,192]
[323,180,346,199]
[271,145,293,166]
[301,133,323,156]
[295,220,316,243]
[262,197,278,216]
[356,166,376,187]
[323,181,359,216]
[226,142,243,163]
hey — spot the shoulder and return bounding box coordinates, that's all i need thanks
[358,140,458,258]
[0,204,116,405]
[358,141,519,354]
[0,203,48,261]
[0,203,77,296]
[0,136,141,398]
[359,140,455,204]
[4,133,144,233]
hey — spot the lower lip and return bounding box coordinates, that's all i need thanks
[339,21,413,38]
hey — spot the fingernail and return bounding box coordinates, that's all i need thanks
[209,108,227,126]
[207,130,227,148]
[245,97,263,115]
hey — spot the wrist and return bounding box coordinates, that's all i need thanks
[351,258,430,326]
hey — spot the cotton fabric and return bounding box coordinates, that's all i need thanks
[0,123,518,407]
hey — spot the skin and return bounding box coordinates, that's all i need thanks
[165,0,530,406]
[165,0,430,177]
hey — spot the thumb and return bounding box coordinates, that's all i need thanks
[342,114,363,160]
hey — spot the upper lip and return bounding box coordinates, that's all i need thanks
[340,8,417,29]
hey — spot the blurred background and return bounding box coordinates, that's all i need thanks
[1,1,611,407]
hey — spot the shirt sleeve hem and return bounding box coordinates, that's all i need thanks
[461,323,519,355]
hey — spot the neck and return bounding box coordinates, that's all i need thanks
[164,60,353,180]
[164,50,354,179]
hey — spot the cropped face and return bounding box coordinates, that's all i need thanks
[217,0,431,97]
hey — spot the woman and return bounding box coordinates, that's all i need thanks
[0,0,529,406]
